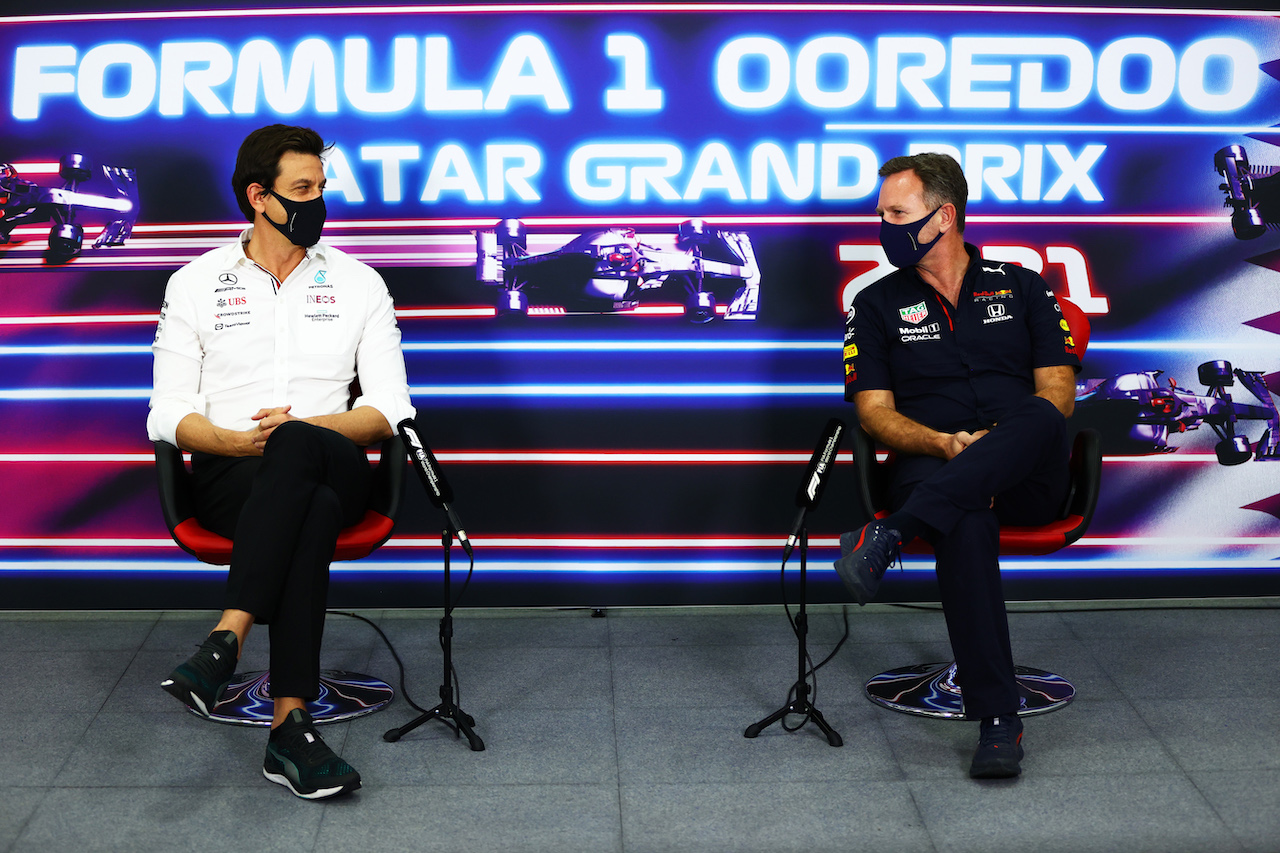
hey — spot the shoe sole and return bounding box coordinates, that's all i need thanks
[160,675,216,718]
[969,761,1022,779]
[263,768,360,800]
[970,745,1025,779]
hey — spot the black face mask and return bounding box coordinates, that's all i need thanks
[879,206,942,268]
[263,190,326,247]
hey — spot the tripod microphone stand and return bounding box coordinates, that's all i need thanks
[383,417,484,751]
[744,417,845,747]
[383,528,484,750]
[744,523,843,747]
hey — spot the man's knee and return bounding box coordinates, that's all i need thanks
[1018,395,1067,439]
[308,484,344,527]
[259,421,334,476]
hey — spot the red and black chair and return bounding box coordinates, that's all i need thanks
[153,434,405,726]
[850,298,1102,718]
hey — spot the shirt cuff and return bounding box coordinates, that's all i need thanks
[146,393,205,446]
[351,391,416,434]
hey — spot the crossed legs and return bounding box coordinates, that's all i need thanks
[887,395,1070,719]
[190,421,371,726]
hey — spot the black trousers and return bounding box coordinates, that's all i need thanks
[886,395,1070,720]
[190,421,371,699]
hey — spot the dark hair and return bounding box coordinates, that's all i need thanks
[878,152,968,233]
[230,125,328,222]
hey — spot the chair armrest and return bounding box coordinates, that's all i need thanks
[849,426,883,527]
[152,440,196,537]
[1062,427,1102,543]
[369,433,406,521]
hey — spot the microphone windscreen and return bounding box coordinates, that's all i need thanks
[399,417,454,507]
[795,418,845,509]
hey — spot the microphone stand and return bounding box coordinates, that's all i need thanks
[744,522,843,747]
[383,527,485,751]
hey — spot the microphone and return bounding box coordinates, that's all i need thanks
[399,417,472,558]
[783,418,846,562]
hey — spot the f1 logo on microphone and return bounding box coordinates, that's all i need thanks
[805,463,826,503]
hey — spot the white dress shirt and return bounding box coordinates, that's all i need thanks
[147,227,415,446]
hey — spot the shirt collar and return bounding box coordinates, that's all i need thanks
[235,225,329,266]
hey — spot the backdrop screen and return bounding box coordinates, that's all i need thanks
[3,3,1279,607]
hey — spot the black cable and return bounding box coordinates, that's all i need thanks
[776,548,852,732]
[328,610,428,714]
[329,546,477,729]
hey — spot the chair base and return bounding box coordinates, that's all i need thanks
[865,661,1074,720]
[187,669,395,727]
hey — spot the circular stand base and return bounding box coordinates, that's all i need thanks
[865,661,1074,720]
[189,670,394,727]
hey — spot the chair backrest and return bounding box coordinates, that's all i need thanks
[847,293,1102,555]
[1059,297,1090,358]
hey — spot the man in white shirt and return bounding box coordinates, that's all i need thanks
[148,124,414,800]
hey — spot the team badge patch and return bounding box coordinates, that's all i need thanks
[898,301,929,324]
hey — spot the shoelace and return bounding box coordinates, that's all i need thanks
[873,526,904,576]
[187,636,233,683]
[276,725,349,773]
[978,718,1019,748]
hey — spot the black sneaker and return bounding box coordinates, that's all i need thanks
[263,709,362,800]
[833,521,901,605]
[161,630,238,717]
[969,715,1024,779]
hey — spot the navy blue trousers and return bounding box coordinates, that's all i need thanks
[190,421,371,699]
[886,395,1070,720]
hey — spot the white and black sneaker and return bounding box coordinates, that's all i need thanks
[263,709,362,800]
[160,630,237,717]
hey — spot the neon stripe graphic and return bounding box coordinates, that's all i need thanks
[0,337,1269,355]
[3,4,1276,25]
[0,559,1275,578]
[4,534,1276,550]
[407,384,840,397]
[0,452,1221,465]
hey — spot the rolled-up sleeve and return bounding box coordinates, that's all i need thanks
[147,274,206,445]
[351,272,415,432]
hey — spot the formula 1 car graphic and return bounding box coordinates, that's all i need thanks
[0,154,139,258]
[1215,144,1277,240]
[475,218,760,322]
[1074,360,1280,465]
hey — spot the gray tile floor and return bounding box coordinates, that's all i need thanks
[2,599,1277,853]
